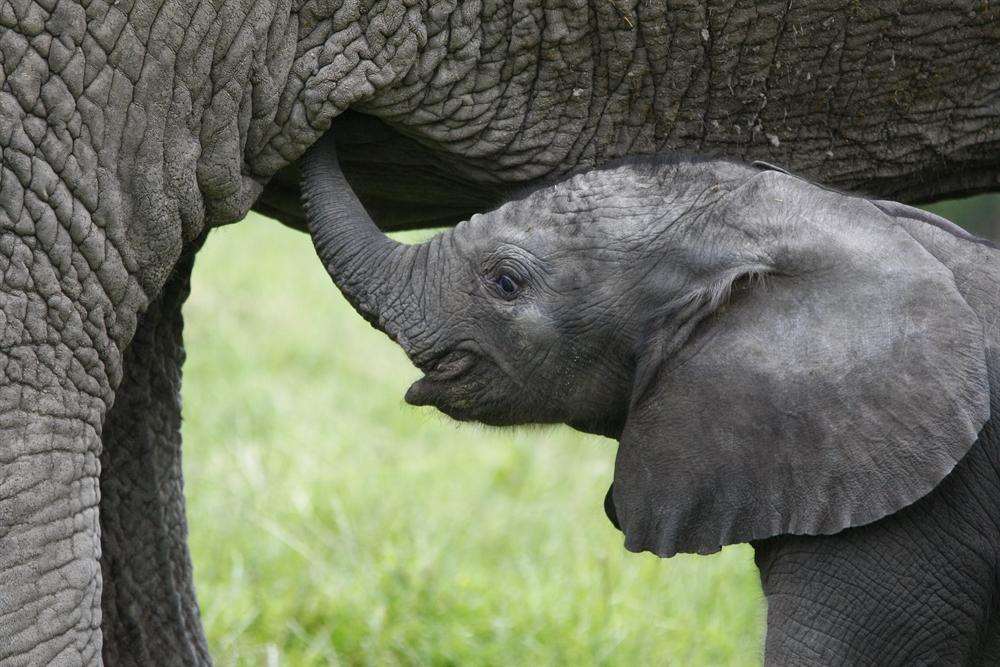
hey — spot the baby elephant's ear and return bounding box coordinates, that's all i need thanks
[612,176,991,558]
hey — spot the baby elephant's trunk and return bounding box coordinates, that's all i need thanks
[301,129,430,350]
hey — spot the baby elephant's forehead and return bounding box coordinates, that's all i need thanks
[509,160,747,237]
[457,158,762,255]
[545,169,665,212]
[530,159,751,214]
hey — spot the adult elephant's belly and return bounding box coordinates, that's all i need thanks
[256,112,508,232]
[245,0,1000,236]
[250,1,1000,234]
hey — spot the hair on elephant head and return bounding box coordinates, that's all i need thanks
[301,129,991,558]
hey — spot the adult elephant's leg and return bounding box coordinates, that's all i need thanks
[0,333,107,660]
[99,241,210,665]
[0,170,144,661]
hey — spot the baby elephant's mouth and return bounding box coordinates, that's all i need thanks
[405,350,476,408]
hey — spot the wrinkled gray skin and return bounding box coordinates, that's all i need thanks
[2,0,1000,663]
[302,130,1000,664]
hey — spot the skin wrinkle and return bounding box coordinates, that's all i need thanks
[767,562,912,648]
[890,532,983,626]
[1,0,999,662]
[418,235,438,328]
[501,2,547,162]
[781,582,886,649]
[918,470,1000,566]
[561,0,600,166]
[901,582,978,646]
[872,548,964,662]
[578,10,632,159]
[663,7,705,146]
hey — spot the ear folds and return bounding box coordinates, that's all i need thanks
[611,175,991,557]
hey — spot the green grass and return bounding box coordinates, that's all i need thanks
[182,214,765,666]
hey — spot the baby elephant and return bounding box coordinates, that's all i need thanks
[301,130,1000,664]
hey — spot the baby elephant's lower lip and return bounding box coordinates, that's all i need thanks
[405,352,475,407]
[404,377,436,406]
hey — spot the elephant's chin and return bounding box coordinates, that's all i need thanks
[404,375,451,410]
[404,375,478,422]
[404,352,522,426]
[405,349,477,418]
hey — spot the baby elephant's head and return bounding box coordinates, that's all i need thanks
[302,131,708,434]
[301,130,991,559]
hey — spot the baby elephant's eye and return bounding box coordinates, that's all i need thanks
[495,273,520,298]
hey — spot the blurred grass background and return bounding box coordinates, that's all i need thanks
[181,193,998,666]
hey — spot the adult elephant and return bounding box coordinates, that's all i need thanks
[0,0,998,662]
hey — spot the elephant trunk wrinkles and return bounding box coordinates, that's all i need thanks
[301,130,436,356]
